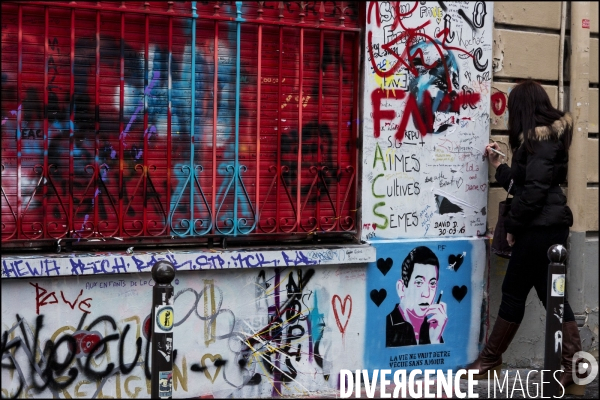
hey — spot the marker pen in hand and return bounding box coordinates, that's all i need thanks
[488,147,506,158]
[488,141,506,157]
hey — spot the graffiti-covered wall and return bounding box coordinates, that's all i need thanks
[1,237,485,398]
[1,264,366,398]
[361,1,494,240]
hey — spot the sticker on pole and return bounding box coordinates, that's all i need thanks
[551,274,565,297]
[155,305,174,332]
[582,19,590,29]
[159,370,173,398]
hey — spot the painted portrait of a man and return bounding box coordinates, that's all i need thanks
[386,246,448,347]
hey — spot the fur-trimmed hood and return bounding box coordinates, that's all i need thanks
[535,112,572,140]
[521,112,573,143]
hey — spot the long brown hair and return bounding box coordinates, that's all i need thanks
[507,79,572,153]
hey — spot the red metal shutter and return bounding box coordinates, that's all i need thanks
[1,1,361,250]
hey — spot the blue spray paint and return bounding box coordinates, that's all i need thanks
[307,291,325,363]
[16,105,22,158]
[119,71,160,141]
[74,214,89,241]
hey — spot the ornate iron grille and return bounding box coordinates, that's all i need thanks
[1,1,361,250]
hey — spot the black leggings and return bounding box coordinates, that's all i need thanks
[498,226,575,324]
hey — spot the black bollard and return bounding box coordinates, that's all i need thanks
[151,261,175,399]
[543,244,568,398]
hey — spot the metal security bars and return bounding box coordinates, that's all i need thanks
[1,1,361,249]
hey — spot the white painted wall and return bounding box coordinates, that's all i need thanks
[1,265,365,398]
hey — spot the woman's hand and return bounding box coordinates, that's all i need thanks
[507,233,515,247]
[485,142,504,169]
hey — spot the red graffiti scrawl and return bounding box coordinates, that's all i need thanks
[371,88,480,140]
[367,2,474,88]
[29,282,92,314]
[29,282,58,315]
[332,294,353,335]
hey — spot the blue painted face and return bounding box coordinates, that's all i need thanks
[407,40,460,118]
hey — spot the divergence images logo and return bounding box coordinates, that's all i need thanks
[573,351,598,385]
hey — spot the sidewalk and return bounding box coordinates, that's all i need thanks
[276,368,599,399]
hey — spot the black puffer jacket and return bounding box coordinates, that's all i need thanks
[495,113,574,234]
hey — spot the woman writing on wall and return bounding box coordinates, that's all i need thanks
[466,79,585,395]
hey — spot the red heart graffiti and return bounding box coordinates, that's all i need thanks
[331,294,352,334]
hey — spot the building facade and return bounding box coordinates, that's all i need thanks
[1,2,597,398]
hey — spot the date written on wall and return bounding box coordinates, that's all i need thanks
[434,221,465,236]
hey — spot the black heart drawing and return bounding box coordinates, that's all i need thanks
[452,285,468,302]
[376,257,393,276]
[370,288,387,307]
[448,253,464,272]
